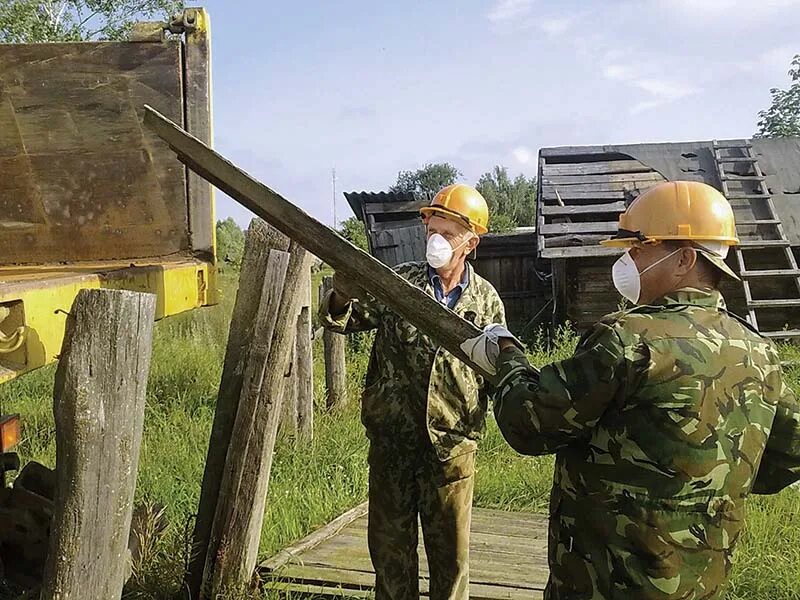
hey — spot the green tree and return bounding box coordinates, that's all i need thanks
[338,216,369,252]
[755,54,800,138]
[390,162,462,196]
[215,218,245,270]
[0,0,183,42]
[476,166,537,233]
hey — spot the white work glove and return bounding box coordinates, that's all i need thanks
[460,324,523,376]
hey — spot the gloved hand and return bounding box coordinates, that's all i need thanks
[332,270,367,302]
[460,323,523,376]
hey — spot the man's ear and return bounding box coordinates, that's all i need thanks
[467,234,480,255]
[678,246,697,274]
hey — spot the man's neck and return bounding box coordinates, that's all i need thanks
[435,261,466,294]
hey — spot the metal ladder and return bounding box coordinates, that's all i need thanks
[712,139,800,338]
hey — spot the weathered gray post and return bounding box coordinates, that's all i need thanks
[187,219,290,598]
[295,263,314,440]
[41,289,155,600]
[202,242,309,597]
[319,276,348,410]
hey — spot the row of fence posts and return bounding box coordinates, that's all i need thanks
[38,219,350,599]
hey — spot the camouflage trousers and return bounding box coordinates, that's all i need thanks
[367,442,475,600]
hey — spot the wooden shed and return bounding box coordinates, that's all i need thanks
[343,191,429,266]
[537,137,800,338]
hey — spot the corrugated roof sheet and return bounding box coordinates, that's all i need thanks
[343,190,431,223]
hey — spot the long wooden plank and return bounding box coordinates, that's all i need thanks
[543,181,661,193]
[541,190,629,201]
[542,160,653,176]
[262,502,369,572]
[541,247,623,259]
[143,106,491,379]
[540,222,618,235]
[542,172,663,185]
[266,564,546,597]
[541,202,625,215]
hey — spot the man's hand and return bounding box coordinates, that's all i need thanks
[460,324,523,376]
[328,270,368,314]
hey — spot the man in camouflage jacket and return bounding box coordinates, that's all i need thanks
[467,181,800,599]
[319,184,505,600]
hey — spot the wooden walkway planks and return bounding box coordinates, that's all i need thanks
[260,504,549,599]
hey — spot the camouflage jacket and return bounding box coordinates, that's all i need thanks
[320,261,505,461]
[493,288,800,600]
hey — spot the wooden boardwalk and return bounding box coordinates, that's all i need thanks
[260,503,549,599]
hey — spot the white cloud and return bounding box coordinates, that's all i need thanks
[487,0,535,24]
[603,64,635,82]
[738,46,798,77]
[538,17,573,36]
[512,146,533,164]
[635,78,697,101]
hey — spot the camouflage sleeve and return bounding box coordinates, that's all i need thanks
[752,367,800,494]
[478,289,507,403]
[318,289,383,334]
[492,322,642,455]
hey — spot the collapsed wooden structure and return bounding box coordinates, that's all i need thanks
[538,138,800,337]
[346,138,800,338]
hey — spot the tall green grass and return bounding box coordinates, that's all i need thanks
[0,276,798,599]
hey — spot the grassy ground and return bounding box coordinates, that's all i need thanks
[0,273,799,599]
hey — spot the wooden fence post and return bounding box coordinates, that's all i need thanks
[202,242,309,597]
[295,263,314,440]
[320,276,348,410]
[41,289,155,600]
[186,219,290,598]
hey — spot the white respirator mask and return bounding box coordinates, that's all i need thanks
[426,233,469,269]
[612,247,682,304]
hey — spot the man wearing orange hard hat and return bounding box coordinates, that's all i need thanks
[464,180,800,599]
[320,183,507,599]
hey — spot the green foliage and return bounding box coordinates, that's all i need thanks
[755,54,800,138]
[390,162,461,197]
[476,165,537,233]
[338,215,369,252]
[0,0,183,42]
[215,217,245,270]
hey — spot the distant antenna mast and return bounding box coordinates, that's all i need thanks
[332,168,337,228]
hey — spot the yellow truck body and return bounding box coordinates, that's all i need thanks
[0,9,216,383]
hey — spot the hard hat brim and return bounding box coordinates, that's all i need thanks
[420,206,488,235]
[696,249,741,281]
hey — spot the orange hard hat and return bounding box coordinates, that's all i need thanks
[601,181,739,247]
[420,184,489,235]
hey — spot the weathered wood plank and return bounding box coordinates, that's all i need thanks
[186,220,290,597]
[203,245,309,596]
[542,172,663,185]
[543,181,661,193]
[0,42,189,265]
[144,106,491,378]
[542,190,629,201]
[540,222,618,235]
[184,8,215,257]
[320,277,348,410]
[541,202,626,215]
[42,289,156,600]
[542,159,653,176]
[295,296,314,440]
[261,502,369,572]
[541,246,623,259]
[269,564,547,597]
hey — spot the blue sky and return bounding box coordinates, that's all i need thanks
[207,0,800,228]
